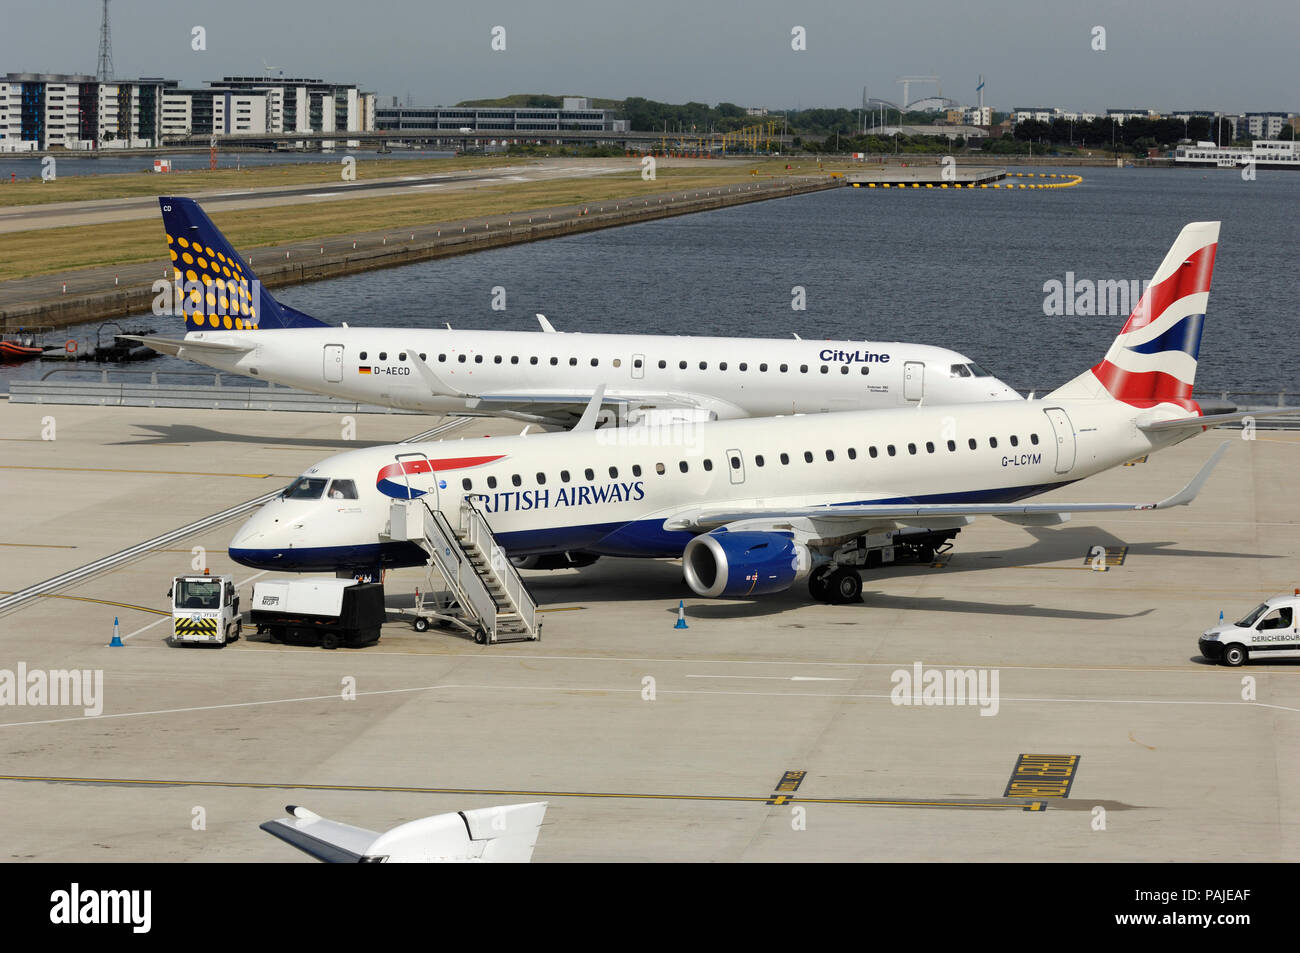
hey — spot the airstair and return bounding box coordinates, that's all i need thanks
[385,496,540,644]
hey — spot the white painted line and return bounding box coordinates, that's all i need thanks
[4,681,1296,730]
[686,674,854,682]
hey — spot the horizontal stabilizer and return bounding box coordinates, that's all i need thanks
[119,334,253,358]
[1139,407,1300,432]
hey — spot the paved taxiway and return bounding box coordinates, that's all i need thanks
[0,401,1296,861]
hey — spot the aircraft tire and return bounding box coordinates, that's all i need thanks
[829,568,863,604]
[808,565,835,602]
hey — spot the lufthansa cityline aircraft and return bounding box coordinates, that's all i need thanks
[229,221,1286,603]
[128,197,1019,428]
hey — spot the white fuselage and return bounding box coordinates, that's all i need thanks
[229,395,1188,573]
[179,326,1019,418]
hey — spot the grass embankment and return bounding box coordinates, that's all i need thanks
[0,156,532,208]
[2,160,841,281]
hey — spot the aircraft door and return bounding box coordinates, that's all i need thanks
[1042,407,1077,474]
[323,344,344,383]
[631,354,645,380]
[726,448,746,485]
[391,452,437,509]
[903,361,924,401]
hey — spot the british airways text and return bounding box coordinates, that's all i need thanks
[474,481,646,514]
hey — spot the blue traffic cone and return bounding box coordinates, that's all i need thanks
[674,601,689,629]
[1219,610,1224,624]
[108,616,123,647]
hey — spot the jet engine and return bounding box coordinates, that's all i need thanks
[682,531,811,598]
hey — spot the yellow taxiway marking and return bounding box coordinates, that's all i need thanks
[0,774,1045,811]
[0,542,78,549]
[0,591,168,616]
[0,465,272,478]
[537,606,586,613]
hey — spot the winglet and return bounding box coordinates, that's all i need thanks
[410,347,475,399]
[572,384,607,432]
[537,313,557,333]
[1152,442,1229,508]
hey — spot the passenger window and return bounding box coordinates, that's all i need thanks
[803,451,814,463]
[947,440,956,451]
[968,438,978,450]
[840,366,850,375]
[780,453,790,465]
[560,470,571,483]
[550,357,559,366]
[820,365,829,374]
[511,474,522,487]
[825,449,834,461]
[730,456,741,469]
[462,478,472,490]
[679,361,687,370]
[419,353,427,361]
[360,351,368,360]
[656,463,666,475]
[703,459,713,471]
[760,363,768,372]
[658,360,667,369]
[536,472,547,485]
[847,448,857,460]
[326,479,358,500]
[717,362,726,371]
[634,358,643,368]
[887,445,897,456]
[474,355,483,364]
[869,447,878,458]
[591,358,599,367]
[699,361,707,370]
[494,355,502,364]
[679,461,689,473]
[584,468,595,481]
[739,363,747,371]
[511,356,519,364]
[989,437,999,448]
[1030,433,1039,445]
[860,367,869,375]
[632,465,642,477]
[379,352,388,360]
[569,357,578,366]
[609,466,618,478]
[926,442,935,453]
[487,476,497,489]
[780,364,788,373]
[800,365,808,373]
[438,353,446,362]
[755,455,765,466]
[530,356,539,365]
[908,443,917,455]
[398,352,406,361]
[458,354,467,363]
[1010,435,1019,447]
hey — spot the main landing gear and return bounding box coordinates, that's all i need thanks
[808,565,863,605]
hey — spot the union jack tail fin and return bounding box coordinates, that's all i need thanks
[1048,222,1219,410]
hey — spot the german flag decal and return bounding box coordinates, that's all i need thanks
[358,366,372,375]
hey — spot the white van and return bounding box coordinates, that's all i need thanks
[1199,592,1300,666]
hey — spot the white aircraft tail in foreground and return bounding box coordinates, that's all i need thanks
[260,802,547,863]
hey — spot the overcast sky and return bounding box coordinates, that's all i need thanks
[3,0,1295,113]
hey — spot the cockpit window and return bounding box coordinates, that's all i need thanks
[950,363,972,378]
[966,362,993,378]
[282,477,327,499]
[327,479,358,500]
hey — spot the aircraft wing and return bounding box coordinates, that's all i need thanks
[119,334,253,358]
[260,803,548,863]
[664,443,1229,532]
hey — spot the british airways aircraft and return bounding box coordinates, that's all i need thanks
[127,197,1019,429]
[229,221,1285,603]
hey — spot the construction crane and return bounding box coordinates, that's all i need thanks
[895,75,941,110]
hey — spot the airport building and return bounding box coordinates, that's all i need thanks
[0,71,374,150]
[375,97,628,135]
